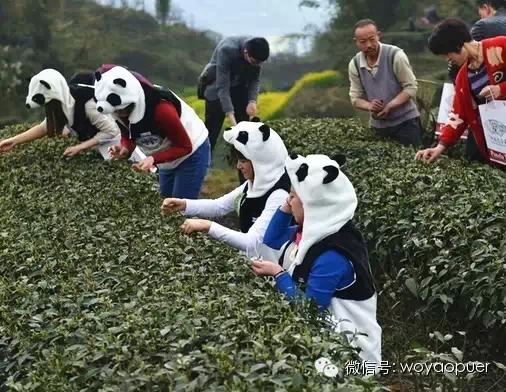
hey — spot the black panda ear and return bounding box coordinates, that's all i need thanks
[259,124,270,141]
[106,93,122,106]
[113,78,127,88]
[39,80,51,89]
[289,153,298,160]
[94,71,102,82]
[330,153,347,167]
[225,127,232,131]
[236,130,249,145]
[323,165,339,184]
[295,163,308,182]
[251,116,261,122]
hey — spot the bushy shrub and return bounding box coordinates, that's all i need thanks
[0,46,29,122]
[269,118,506,331]
[0,124,379,391]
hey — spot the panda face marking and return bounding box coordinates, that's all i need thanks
[106,93,122,107]
[31,93,45,106]
[113,78,127,88]
[295,163,308,182]
[322,165,339,184]
[236,130,249,145]
[259,123,270,141]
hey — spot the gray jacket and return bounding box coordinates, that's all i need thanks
[449,10,506,83]
[199,36,261,114]
[470,9,506,41]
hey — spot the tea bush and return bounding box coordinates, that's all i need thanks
[0,124,379,391]
[270,118,506,332]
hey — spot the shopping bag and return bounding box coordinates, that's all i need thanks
[436,83,468,139]
[478,99,506,165]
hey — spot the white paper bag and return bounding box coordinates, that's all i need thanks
[96,134,121,160]
[478,100,506,165]
[436,83,468,139]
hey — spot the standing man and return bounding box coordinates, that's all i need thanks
[199,36,270,153]
[348,19,421,146]
[447,0,506,162]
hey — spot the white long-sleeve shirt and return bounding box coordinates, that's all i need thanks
[40,99,119,142]
[184,183,288,252]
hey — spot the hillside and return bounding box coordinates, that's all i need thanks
[0,0,217,126]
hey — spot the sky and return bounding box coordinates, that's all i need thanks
[99,0,331,53]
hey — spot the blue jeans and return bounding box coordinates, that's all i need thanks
[158,138,210,199]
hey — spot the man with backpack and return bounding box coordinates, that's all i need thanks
[198,36,270,153]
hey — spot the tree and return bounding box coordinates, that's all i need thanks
[301,0,402,30]
[156,0,171,26]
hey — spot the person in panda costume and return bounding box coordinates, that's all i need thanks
[161,119,290,256]
[251,153,382,370]
[93,65,210,199]
[0,69,119,157]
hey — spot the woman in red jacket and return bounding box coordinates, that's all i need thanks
[416,17,506,166]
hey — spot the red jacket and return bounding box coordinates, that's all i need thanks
[439,36,506,161]
[99,65,193,164]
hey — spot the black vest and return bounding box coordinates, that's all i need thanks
[291,221,376,301]
[116,83,182,140]
[239,172,290,233]
[68,84,100,141]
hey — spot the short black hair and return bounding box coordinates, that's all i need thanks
[428,17,472,55]
[353,19,378,34]
[245,37,270,62]
[476,0,506,9]
[68,71,95,85]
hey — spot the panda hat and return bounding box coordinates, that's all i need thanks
[285,154,357,273]
[94,66,146,124]
[223,119,288,198]
[26,69,75,126]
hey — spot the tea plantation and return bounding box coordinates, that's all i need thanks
[1,118,505,391]
[0,124,379,391]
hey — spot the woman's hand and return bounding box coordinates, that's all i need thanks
[132,156,155,173]
[108,145,130,160]
[415,144,446,164]
[63,145,83,157]
[251,259,284,277]
[161,198,187,214]
[0,138,17,152]
[478,85,501,100]
[180,219,211,235]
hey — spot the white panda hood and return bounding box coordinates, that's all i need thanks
[285,154,357,274]
[94,65,146,124]
[223,120,288,198]
[26,69,75,126]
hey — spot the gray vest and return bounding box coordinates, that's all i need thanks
[355,44,419,128]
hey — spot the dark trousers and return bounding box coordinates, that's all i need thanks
[465,132,488,163]
[205,86,250,151]
[373,116,422,146]
[205,86,249,183]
